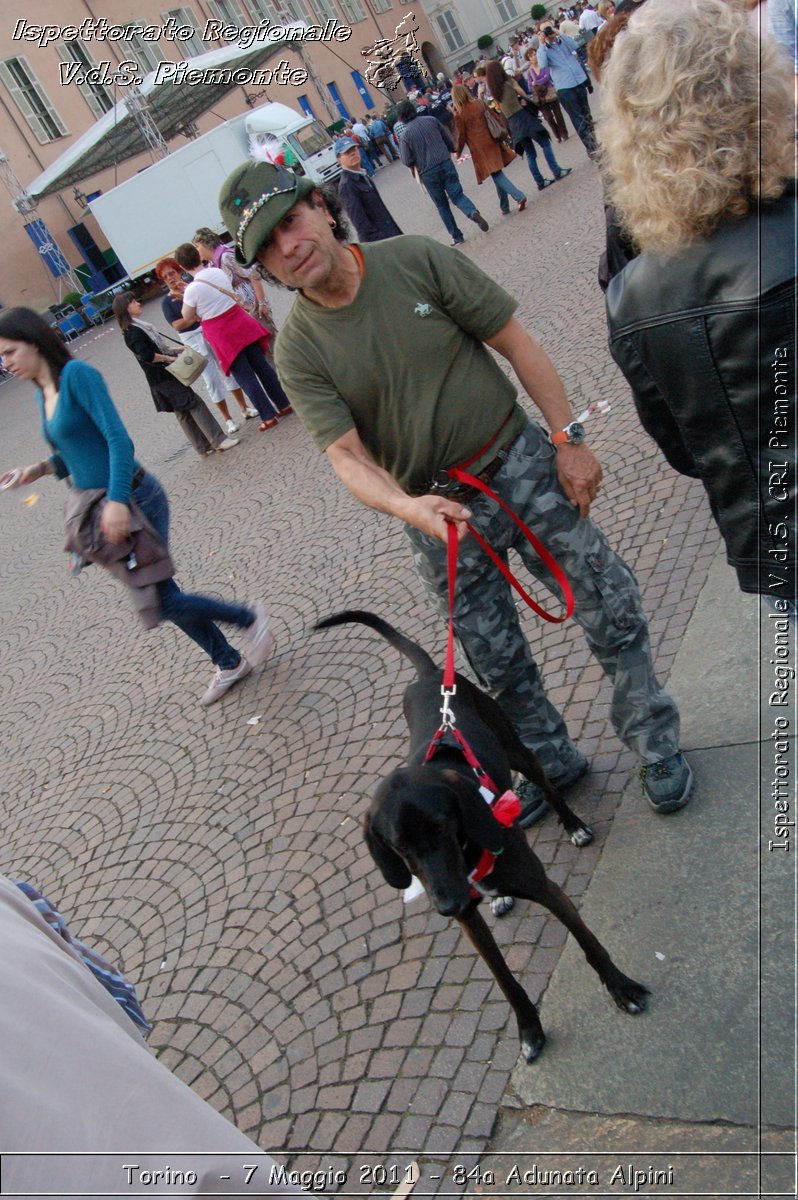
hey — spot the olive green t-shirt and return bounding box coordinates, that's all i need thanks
[274,234,527,496]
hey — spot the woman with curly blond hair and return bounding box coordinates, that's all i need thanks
[601,0,795,598]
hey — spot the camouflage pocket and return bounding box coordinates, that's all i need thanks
[585,539,640,632]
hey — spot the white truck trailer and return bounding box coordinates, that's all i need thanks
[87,102,339,279]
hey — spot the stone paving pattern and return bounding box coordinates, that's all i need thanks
[0,141,720,1183]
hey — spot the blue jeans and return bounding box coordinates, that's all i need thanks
[230,342,290,421]
[556,83,597,155]
[133,472,253,669]
[420,159,478,242]
[491,169,526,214]
[359,146,377,176]
[516,133,562,185]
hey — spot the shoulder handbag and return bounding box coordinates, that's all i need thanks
[202,275,247,307]
[158,327,207,387]
[481,101,510,143]
[165,342,207,386]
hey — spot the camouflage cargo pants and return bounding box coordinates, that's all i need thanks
[406,420,681,783]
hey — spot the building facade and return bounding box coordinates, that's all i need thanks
[0,0,442,310]
[420,0,544,74]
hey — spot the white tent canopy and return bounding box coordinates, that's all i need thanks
[23,32,311,202]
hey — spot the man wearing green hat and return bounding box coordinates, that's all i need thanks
[217,160,692,821]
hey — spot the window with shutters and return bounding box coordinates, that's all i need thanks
[57,41,114,118]
[435,10,464,51]
[162,7,205,56]
[313,0,341,20]
[0,57,67,143]
[249,0,312,21]
[206,0,250,30]
[339,0,367,22]
[495,0,518,22]
[124,24,168,72]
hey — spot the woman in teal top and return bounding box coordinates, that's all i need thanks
[0,308,274,706]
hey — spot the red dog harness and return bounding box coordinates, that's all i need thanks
[424,724,520,897]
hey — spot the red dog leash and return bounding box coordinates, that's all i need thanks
[417,449,577,896]
[445,470,575,626]
[426,518,572,896]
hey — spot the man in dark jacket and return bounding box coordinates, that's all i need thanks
[334,137,402,243]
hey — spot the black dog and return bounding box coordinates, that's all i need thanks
[316,610,649,1062]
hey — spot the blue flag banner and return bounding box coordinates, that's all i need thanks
[24,218,73,278]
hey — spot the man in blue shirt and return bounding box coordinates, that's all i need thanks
[397,99,489,246]
[537,22,597,155]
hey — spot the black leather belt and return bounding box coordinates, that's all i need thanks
[131,466,146,489]
[430,432,520,500]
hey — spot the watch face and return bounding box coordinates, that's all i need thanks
[567,421,586,444]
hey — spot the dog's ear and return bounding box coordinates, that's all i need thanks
[440,769,504,853]
[363,812,412,889]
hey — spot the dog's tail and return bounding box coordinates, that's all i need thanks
[314,610,437,677]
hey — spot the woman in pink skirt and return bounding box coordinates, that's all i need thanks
[174,242,292,432]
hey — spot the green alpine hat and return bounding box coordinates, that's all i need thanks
[219,161,316,267]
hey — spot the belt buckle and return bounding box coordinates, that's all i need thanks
[429,470,453,493]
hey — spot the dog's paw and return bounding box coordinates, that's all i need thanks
[570,823,594,847]
[491,895,515,918]
[520,1026,546,1062]
[609,976,650,1014]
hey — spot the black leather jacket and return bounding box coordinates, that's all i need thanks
[606,187,796,596]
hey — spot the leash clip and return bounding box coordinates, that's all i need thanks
[440,684,457,728]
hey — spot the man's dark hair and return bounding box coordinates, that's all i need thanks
[396,99,417,122]
[174,242,202,270]
[0,306,72,383]
[254,187,351,289]
[313,185,350,242]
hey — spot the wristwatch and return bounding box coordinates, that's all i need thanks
[551,421,586,446]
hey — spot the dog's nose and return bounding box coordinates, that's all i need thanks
[436,896,468,918]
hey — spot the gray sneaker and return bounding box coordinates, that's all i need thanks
[469,210,489,231]
[216,436,240,451]
[640,752,694,813]
[516,756,590,828]
[246,601,275,669]
[201,656,252,705]
[516,781,551,828]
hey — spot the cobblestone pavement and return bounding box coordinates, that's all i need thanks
[0,143,720,1185]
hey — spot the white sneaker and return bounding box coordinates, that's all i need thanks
[243,406,259,419]
[216,436,239,451]
[225,419,238,435]
[201,656,252,705]
[246,601,276,669]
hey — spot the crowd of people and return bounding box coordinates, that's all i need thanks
[0,0,794,789]
[328,4,602,244]
[0,0,794,1171]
